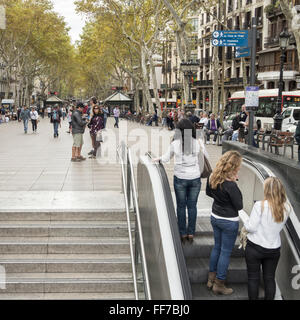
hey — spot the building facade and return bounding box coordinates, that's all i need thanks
[161,0,300,112]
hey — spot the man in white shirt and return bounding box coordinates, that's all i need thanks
[30,107,39,133]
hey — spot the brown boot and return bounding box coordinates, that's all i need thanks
[212,278,233,295]
[207,272,216,290]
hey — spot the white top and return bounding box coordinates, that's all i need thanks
[200,118,209,126]
[30,111,39,120]
[244,201,290,249]
[160,139,205,180]
[211,212,239,222]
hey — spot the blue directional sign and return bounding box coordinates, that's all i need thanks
[235,47,251,58]
[212,30,249,47]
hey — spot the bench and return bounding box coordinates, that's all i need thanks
[267,131,295,159]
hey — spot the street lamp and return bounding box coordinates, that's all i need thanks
[273,29,291,131]
[180,60,199,111]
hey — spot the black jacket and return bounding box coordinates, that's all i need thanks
[206,176,243,218]
[232,115,240,131]
[295,121,300,145]
[72,110,87,134]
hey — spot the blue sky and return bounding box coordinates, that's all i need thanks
[52,0,86,43]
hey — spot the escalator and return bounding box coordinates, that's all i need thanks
[136,152,300,300]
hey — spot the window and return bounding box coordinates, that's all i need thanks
[294,110,300,120]
[190,18,199,33]
[190,36,198,51]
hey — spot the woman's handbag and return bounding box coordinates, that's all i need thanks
[201,155,212,179]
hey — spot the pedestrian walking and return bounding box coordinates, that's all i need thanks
[206,151,243,295]
[102,105,109,129]
[295,121,300,162]
[87,105,104,159]
[50,104,62,138]
[155,119,206,244]
[67,106,73,134]
[239,105,247,143]
[71,103,87,162]
[20,106,31,134]
[62,106,67,121]
[113,106,120,128]
[17,107,21,122]
[162,109,168,128]
[30,107,39,133]
[244,177,290,300]
[47,106,52,118]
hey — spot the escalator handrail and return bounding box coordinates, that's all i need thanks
[146,152,193,300]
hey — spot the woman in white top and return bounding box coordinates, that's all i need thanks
[155,119,205,244]
[244,177,290,300]
[30,107,39,133]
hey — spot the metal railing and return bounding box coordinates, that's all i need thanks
[117,142,151,300]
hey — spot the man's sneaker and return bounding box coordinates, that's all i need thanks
[213,141,216,145]
[89,155,96,159]
[206,141,210,145]
[88,150,94,155]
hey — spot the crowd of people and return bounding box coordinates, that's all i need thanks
[154,117,291,300]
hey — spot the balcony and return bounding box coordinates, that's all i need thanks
[172,83,183,90]
[193,80,213,87]
[258,63,298,73]
[264,36,279,48]
[265,5,284,20]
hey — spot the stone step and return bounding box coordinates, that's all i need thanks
[0,254,132,273]
[186,258,247,284]
[0,211,130,222]
[0,237,130,254]
[0,292,135,300]
[0,274,134,293]
[0,221,132,238]
[183,235,245,259]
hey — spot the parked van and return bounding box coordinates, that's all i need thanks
[281,107,300,133]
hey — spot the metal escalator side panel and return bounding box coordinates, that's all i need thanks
[239,158,300,300]
[137,156,184,300]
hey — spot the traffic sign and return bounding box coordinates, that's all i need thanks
[235,47,251,58]
[212,30,249,47]
[245,86,259,109]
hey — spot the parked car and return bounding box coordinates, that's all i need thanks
[281,107,300,133]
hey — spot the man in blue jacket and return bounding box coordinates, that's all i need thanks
[20,106,31,134]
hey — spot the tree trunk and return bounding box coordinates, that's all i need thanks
[141,47,154,114]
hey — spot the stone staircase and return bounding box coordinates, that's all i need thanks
[0,210,135,300]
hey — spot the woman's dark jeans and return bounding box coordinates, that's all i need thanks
[245,240,280,300]
[209,216,239,280]
[174,176,201,237]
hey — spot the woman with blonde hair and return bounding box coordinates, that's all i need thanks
[206,151,243,295]
[244,177,290,300]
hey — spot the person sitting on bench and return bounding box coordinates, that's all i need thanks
[206,114,221,145]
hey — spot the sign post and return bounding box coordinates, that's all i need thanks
[247,17,257,147]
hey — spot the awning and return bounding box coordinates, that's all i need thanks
[46,95,64,103]
[1,99,14,104]
[104,92,133,103]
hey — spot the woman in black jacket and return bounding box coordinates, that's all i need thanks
[206,151,243,295]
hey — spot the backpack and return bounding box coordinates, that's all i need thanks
[53,111,58,121]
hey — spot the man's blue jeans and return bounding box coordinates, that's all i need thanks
[174,176,201,236]
[209,216,239,280]
[23,119,28,133]
[114,117,119,128]
[53,122,59,136]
